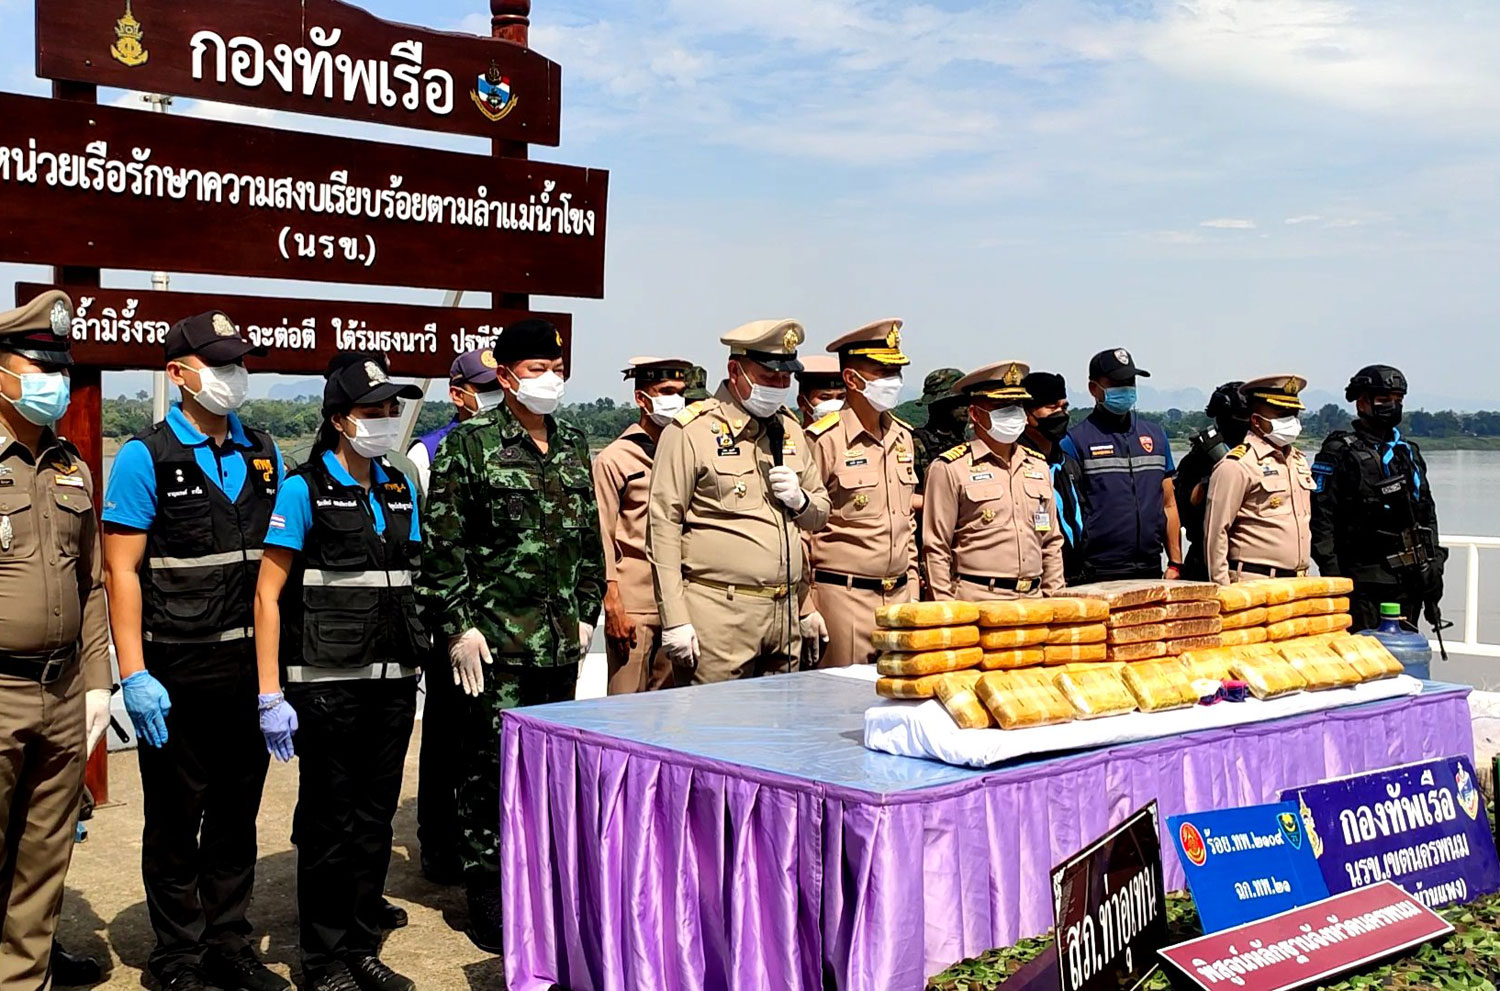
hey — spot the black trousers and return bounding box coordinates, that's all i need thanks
[286,677,416,976]
[138,641,270,980]
[416,656,459,867]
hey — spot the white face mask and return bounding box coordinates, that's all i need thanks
[509,370,565,416]
[811,398,845,418]
[185,363,249,415]
[646,393,686,426]
[984,405,1028,445]
[856,372,904,413]
[464,388,506,414]
[735,366,791,419]
[344,415,402,458]
[1262,414,1303,448]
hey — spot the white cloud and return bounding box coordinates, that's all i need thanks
[1200,218,1258,229]
[1285,214,1323,225]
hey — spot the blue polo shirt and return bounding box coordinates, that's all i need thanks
[103,404,285,531]
[265,450,420,552]
[1063,410,1175,575]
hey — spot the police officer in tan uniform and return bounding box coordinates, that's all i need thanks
[0,291,112,990]
[1204,375,1316,585]
[595,357,693,694]
[806,320,918,667]
[647,320,831,684]
[922,361,1065,601]
[795,355,845,427]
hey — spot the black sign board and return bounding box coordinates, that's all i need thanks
[1051,803,1169,991]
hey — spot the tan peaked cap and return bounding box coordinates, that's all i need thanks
[796,354,843,382]
[957,360,1032,402]
[621,356,694,382]
[825,318,909,366]
[720,318,805,371]
[1241,374,1308,411]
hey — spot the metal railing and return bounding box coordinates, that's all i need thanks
[1436,535,1500,659]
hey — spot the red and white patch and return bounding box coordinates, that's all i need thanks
[1139,434,1154,454]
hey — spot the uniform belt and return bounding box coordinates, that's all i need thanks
[813,570,908,593]
[143,627,253,644]
[0,645,77,684]
[687,576,791,599]
[1231,561,1308,578]
[957,574,1041,593]
[285,663,419,684]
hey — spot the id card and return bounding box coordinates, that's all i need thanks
[1033,509,1052,532]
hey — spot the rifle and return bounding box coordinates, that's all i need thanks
[1384,523,1451,660]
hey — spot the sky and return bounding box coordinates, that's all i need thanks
[3,0,1498,409]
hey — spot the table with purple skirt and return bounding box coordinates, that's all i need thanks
[499,671,1473,991]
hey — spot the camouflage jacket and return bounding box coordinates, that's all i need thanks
[416,403,606,668]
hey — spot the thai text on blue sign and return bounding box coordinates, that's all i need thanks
[1169,802,1330,932]
[1280,755,1500,910]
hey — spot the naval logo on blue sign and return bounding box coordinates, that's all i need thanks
[1281,755,1500,910]
[1169,802,1330,933]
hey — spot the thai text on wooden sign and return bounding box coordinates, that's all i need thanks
[0,92,608,296]
[19,283,572,378]
[36,0,561,144]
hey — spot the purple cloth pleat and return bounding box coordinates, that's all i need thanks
[502,688,1473,991]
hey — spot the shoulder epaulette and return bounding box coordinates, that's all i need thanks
[674,400,710,426]
[807,411,841,436]
[891,413,910,429]
[939,443,969,463]
[1226,444,1248,460]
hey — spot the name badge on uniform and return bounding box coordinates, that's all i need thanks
[1033,509,1051,532]
[1261,464,1278,477]
[782,442,797,456]
[970,472,994,481]
[896,452,913,463]
[717,447,741,457]
[1024,470,1045,480]
[55,475,85,488]
[1090,445,1114,457]
[845,457,869,467]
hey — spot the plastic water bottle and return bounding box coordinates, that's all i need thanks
[1366,602,1432,681]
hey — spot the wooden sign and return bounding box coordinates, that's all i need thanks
[18,283,573,378]
[0,92,608,296]
[36,0,561,145]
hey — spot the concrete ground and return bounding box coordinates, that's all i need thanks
[56,720,503,991]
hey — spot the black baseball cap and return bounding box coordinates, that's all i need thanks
[164,311,268,365]
[1088,347,1150,383]
[323,353,422,410]
[1021,371,1067,410]
[492,318,563,364]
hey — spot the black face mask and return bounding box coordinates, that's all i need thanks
[1033,410,1071,442]
[1366,400,1403,430]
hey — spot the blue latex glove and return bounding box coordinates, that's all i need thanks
[121,671,171,748]
[259,693,299,762]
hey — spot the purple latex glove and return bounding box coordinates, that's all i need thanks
[259,692,299,762]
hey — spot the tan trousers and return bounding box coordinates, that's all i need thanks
[680,582,801,685]
[813,579,915,668]
[606,613,674,695]
[0,662,84,991]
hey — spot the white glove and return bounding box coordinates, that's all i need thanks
[663,624,701,666]
[449,628,493,698]
[800,611,830,644]
[85,689,112,754]
[579,622,595,651]
[768,465,807,512]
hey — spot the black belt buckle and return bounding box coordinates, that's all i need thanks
[39,655,68,684]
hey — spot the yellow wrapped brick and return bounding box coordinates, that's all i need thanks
[1107,641,1167,662]
[1163,600,1221,621]
[980,647,1047,671]
[1000,667,1054,689]
[876,601,982,629]
[1166,634,1223,655]
[1048,623,1108,645]
[975,671,1075,730]
[1069,580,1167,608]
[1047,597,1109,622]
[1043,643,1108,665]
[1305,613,1353,635]
[1229,654,1307,699]
[1123,659,1199,712]
[1053,668,1138,719]
[871,626,981,651]
[1287,576,1354,598]
[876,673,951,699]
[876,647,984,677]
[1298,596,1350,617]
[1219,626,1268,647]
[1180,646,1238,681]
[979,626,1051,649]
[1217,584,1268,611]
[1220,606,1269,630]
[1161,580,1221,602]
[1107,623,1170,645]
[1275,640,1360,690]
[976,599,1054,627]
[934,671,993,729]
[1105,605,1169,629]
[1062,660,1127,676]
[1265,617,1311,641]
[1326,634,1404,681]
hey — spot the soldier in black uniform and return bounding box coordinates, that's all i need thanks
[911,369,969,597]
[1019,371,1090,583]
[1176,383,1251,581]
[1311,365,1446,633]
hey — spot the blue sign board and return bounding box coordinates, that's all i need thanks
[1168,802,1330,932]
[1281,755,1500,910]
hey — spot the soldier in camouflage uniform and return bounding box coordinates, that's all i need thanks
[415,319,605,954]
[910,368,969,597]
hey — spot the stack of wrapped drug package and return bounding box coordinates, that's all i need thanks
[871,577,1406,733]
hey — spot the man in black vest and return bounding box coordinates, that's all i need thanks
[101,312,286,991]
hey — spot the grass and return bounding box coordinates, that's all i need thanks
[928,892,1500,989]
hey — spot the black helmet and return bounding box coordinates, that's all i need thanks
[1345,364,1407,402]
[1204,381,1249,420]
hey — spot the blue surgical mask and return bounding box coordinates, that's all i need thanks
[1102,386,1137,415]
[0,367,71,425]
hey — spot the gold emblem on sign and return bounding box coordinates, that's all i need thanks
[1002,363,1023,387]
[471,61,520,123]
[981,508,996,524]
[110,0,149,68]
[854,494,869,509]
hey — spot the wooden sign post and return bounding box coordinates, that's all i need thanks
[6,0,605,803]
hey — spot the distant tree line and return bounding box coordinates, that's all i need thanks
[102,394,1500,447]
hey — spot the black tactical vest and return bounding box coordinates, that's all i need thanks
[280,454,427,676]
[1324,428,1439,581]
[137,420,278,644]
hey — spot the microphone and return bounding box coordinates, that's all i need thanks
[764,416,785,468]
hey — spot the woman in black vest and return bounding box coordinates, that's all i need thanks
[252,354,426,991]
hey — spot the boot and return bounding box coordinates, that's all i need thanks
[464,877,504,955]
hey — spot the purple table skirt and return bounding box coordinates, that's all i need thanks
[501,686,1473,991]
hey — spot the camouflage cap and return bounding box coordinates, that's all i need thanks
[684,365,711,401]
[917,367,965,407]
